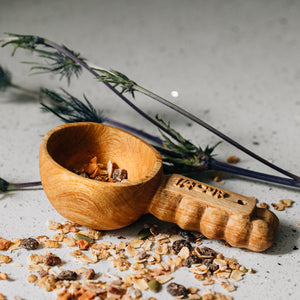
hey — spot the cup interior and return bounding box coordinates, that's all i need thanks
[45,122,162,182]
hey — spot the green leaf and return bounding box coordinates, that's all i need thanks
[41,88,104,124]
[155,115,220,172]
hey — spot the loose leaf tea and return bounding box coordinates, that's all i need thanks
[74,156,128,183]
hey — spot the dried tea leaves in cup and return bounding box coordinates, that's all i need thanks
[74,156,127,183]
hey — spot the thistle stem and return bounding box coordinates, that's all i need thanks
[44,40,180,142]
[134,85,300,182]
[2,34,299,186]
[104,118,165,145]
[208,159,300,188]
[8,82,41,99]
[0,177,42,192]
[10,181,42,190]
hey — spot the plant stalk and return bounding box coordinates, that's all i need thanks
[44,40,180,142]
[0,177,42,192]
[134,85,300,182]
[8,82,41,99]
[50,40,300,182]
[2,34,299,186]
[104,118,164,145]
[209,159,300,188]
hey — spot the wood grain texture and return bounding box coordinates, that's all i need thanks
[149,174,279,251]
[39,122,279,251]
[39,122,163,229]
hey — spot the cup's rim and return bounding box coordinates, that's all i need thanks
[40,122,163,187]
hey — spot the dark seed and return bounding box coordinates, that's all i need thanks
[182,254,201,268]
[112,169,127,182]
[44,253,62,266]
[57,270,77,281]
[202,258,214,266]
[20,238,39,250]
[172,239,192,254]
[138,228,152,240]
[193,232,206,242]
[179,230,196,243]
[167,282,188,298]
[197,246,217,257]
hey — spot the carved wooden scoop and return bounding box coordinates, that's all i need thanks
[39,122,279,252]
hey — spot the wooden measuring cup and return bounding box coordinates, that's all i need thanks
[39,122,279,252]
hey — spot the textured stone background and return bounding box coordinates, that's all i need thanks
[0,1,299,299]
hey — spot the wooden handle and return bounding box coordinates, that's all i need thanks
[148,174,279,252]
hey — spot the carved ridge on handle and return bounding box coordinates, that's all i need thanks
[149,174,279,251]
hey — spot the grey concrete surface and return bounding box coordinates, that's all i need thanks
[0,1,299,299]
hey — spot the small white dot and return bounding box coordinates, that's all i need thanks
[171,90,179,98]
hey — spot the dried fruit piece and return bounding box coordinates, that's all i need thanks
[155,275,173,284]
[126,287,142,299]
[179,230,196,243]
[188,293,201,299]
[188,286,199,294]
[36,236,49,243]
[258,202,269,209]
[226,156,240,164]
[57,270,77,281]
[221,280,236,292]
[148,279,161,293]
[195,246,217,257]
[44,253,62,266]
[63,236,76,247]
[0,293,6,300]
[167,282,188,298]
[271,202,285,211]
[279,199,293,207]
[48,220,62,230]
[36,275,57,291]
[20,238,39,250]
[75,267,95,280]
[27,274,38,283]
[112,168,128,182]
[172,239,192,254]
[0,255,12,264]
[43,240,60,248]
[182,254,201,268]
[52,232,65,242]
[76,239,90,250]
[128,239,144,248]
[0,273,7,280]
[133,278,148,290]
[177,246,190,260]
[126,245,138,257]
[190,264,209,275]
[202,259,219,272]
[28,254,45,265]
